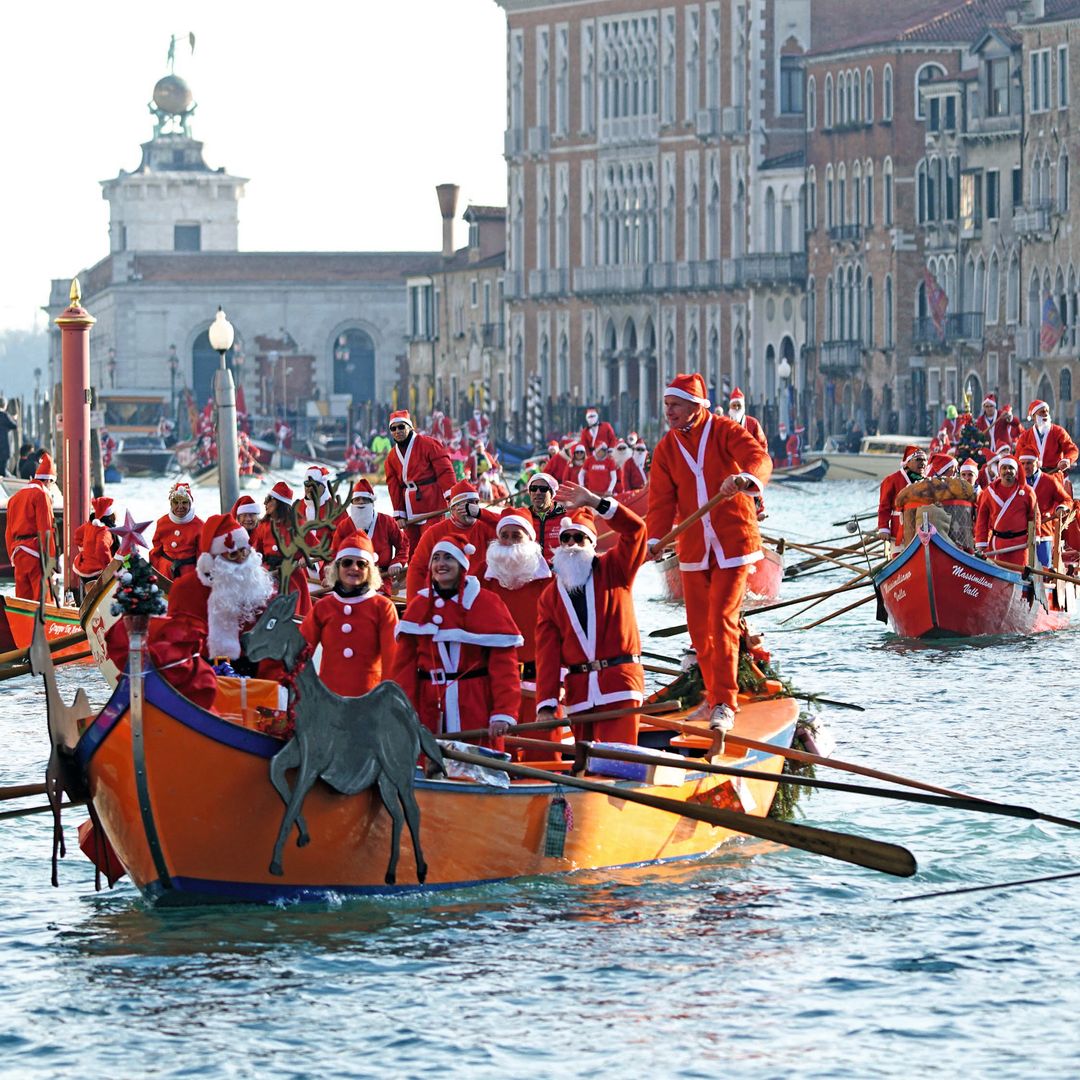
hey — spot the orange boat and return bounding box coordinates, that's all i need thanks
[70,651,800,905]
[0,595,88,661]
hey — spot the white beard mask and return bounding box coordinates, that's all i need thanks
[349,502,377,533]
[205,551,275,660]
[613,446,631,468]
[728,407,744,422]
[1035,417,1051,435]
[552,544,596,590]
[486,539,547,589]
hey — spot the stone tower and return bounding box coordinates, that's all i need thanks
[100,72,247,254]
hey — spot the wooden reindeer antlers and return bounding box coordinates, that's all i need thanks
[269,478,354,595]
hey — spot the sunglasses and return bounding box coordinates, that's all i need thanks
[337,558,368,569]
[389,424,409,432]
[528,485,550,493]
[560,532,589,546]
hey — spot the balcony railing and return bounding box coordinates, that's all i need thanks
[817,340,863,373]
[1014,201,1052,235]
[694,106,746,139]
[527,268,570,297]
[964,111,1021,137]
[504,128,525,157]
[736,252,808,286]
[598,113,659,146]
[571,260,737,296]
[828,223,863,244]
[481,322,505,349]
[502,271,524,300]
[911,312,984,345]
[573,266,650,295]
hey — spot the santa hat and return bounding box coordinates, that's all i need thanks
[632,442,648,454]
[33,452,55,480]
[333,531,376,564]
[169,480,192,500]
[304,465,329,486]
[627,431,639,445]
[615,440,629,451]
[351,478,376,502]
[91,496,114,518]
[729,387,746,406]
[448,479,479,507]
[196,514,249,584]
[430,533,476,571]
[594,441,609,452]
[529,472,560,493]
[929,453,955,477]
[231,495,260,518]
[959,458,979,475]
[389,409,413,428]
[998,455,1019,470]
[1027,399,1049,419]
[665,373,711,408]
[558,507,598,544]
[1002,402,1014,414]
[496,505,536,541]
[547,440,559,453]
[1018,452,1040,463]
[572,443,587,455]
[983,393,997,408]
[268,480,294,505]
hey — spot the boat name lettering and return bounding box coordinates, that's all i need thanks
[950,566,994,589]
[962,584,981,598]
[884,570,912,593]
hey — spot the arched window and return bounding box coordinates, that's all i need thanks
[986,252,1000,324]
[865,67,874,122]
[192,326,242,406]
[765,187,776,250]
[916,160,928,223]
[838,163,847,225]
[883,157,894,226]
[1059,154,1070,213]
[807,165,817,231]
[1061,367,1073,402]
[1006,250,1020,323]
[332,327,376,405]
[883,64,894,121]
[853,70,862,123]
[824,74,833,127]
[807,276,816,345]
[884,274,894,346]
[825,164,834,229]
[865,275,874,347]
[974,256,986,317]
[853,161,862,226]
[865,160,875,228]
[807,75,816,130]
[837,71,846,125]
[825,274,834,338]
[915,63,946,120]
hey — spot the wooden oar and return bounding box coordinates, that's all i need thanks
[643,662,682,677]
[0,782,47,802]
[651,488,731,552]
[0,800,82,823]
[447,699,685,743]
[0,649,94,682]
[439,745,917,878]
[0,630,89,670]
[792,593,876,630]
[567,742,1067,828]
[647,718,1080,832]
[897,868,1080,902]
[780,564,882,624]
[830,510,877,527]
[1024,563,1080,587]
[405,491,516,529]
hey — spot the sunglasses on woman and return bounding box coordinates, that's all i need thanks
[337,558,368,569]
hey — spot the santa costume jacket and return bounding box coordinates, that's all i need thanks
[5,480,55,569]
[535,501,647,715]
[1024,468,1071,538]
[150,510,204,580]
[385,432,456,522]
[976,411,1021,453]
[333,507,410,593]
[877,467,919,541]
[301,588,398,697]
[1015,423,1080,473]
[405,512,499,598]
[250,518,313,616]
[648,413,772,571]
[72,520,114,579]
[620,456,647,491]
[975,479,1040,562]
[393,575,522,735]
[579,419,618,453]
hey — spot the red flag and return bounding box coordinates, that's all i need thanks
[922,268,949,338]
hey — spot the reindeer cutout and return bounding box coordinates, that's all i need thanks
[31,539,96,886]
[242,593,443,884]
[269,477,354,594]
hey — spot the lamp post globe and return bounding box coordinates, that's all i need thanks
[210,306,240,511]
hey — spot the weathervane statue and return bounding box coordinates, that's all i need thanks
[167,32,197,73]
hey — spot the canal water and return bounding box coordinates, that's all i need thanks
[0,468,1077,1077]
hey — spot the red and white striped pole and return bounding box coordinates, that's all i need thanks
[53,278,94,592]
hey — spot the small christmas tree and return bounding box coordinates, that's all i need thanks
[955,418,991,467]
[110,551,166,618]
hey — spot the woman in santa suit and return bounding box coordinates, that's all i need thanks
[149,481,203,581]
[301,531,398,697]
[250,481,312,616]
[393,533,522,745]
[72,496,118,592]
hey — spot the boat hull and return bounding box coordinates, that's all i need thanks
[75,668,798,905]
[874,530,1074,638]
[113,450,177,477]
[772,458,829,483]
[596,487,649,553]
[656,547,782,606]
[0,595,88,660]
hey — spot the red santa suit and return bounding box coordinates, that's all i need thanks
[1023,465,1070,543]
[166,570,211,642]
[150,508,203,581]
[466,413,491,443]
[648,377,772,713]
[542,450,570,484]
[620,450,648,491]
[579,417,617,453]
[384,414,456,547]
[250,494,313,618]
[976,410,1021,454]
[301,585,398,697]
[536,500,647,744]
[72,520,114,581]
[1015,421,1079,474]
[333,500,410,596]
[5,463,57,600]
[394,561,522,738]
[579,454,619,495]
[876,449,923,542]
[406,508,499,598]
[975,471,1040,567]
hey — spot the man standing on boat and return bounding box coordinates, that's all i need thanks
[726,387,768,449]
[620,441,648,492]
[579,407,617,454]
[5,451,57,600]
[974,456,1040,567]
[876,446,927,544]
[384,409,456,551]
[149,481,203,582]
[647,374,772,733]
[333,479,409,596]
[541,440,570,485]
[405,480,499,599]
[1019,452,1071,567]
[523,472,566,563]
[394,533,523,743]
[975,394,1021,455]
[536,482,647,745]
[1015,401,1079,475]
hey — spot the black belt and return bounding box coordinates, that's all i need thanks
[406,476,438,491]
[14,534,39,541]
[992,529,1027,539]
[566,653,640,675]
[417,667,489,685]
[264,555,284,569]
[170,555,197,575]
[519,660,536,680]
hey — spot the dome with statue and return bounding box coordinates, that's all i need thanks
[152,74,193,117]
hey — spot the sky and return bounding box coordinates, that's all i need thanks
[0,1,508,333]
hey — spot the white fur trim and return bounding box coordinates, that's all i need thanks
[335,545,376,564]
[196,552,215,586]
[559,515,597,543]
[664,384,711,407]
[169,508,196,525]
[449,491,480,507]
[235,498,259,516]
[489,714,516,726]
[597,498,618,521]
[461,575,481,610]
[269,489,293,506]
[209,527,250,556]
[496,513,535,539]
[431,539,474,570]
[531,473,560,493]
[736,471,765,493]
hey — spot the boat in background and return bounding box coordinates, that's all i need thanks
[820,435,932,482]
[656,546,783,606]
[595,486,649,553]
[0,595,88,661]
[772,458,829,483]
[874,527,1077,638]
[113,435,177,478]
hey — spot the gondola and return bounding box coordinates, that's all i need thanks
[771,457,829,483]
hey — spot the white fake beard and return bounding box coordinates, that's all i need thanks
[728,407,744,422]
[349,502,376,533]
[632,450,647,468]
[206,551,275,660]
[552,544,596,590]
[1035,418,1051,435]
[613,447,631,467]
[486,539,545,589]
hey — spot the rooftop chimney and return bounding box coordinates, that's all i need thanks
[436,183,460,259]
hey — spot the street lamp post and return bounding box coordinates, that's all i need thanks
[167,344,179,427]
[777,356,792,432]
[208,306,240,512]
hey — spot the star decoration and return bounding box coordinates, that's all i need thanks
[110,510,153,557]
